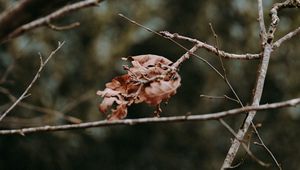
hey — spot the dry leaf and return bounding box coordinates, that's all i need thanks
[143,79,180,105]
[97,54,181,120]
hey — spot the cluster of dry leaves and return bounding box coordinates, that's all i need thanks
[97,54,181,120]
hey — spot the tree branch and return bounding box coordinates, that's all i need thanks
[252,122,282,169]
[160,31,262,60]
[118,14,261,60]
[1,0,104,43]
[257,0,267,44]
[273,26,300,48]
[219,119,270,168]
[222,0,300,168]
[0,97,299,135]
[0,0,72,41]
[172,43,201,68]
[0,41,65,122]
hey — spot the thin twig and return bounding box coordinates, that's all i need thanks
[0,41,65,122]
[0,86,86,124]
[119,13,211,67]
[200,94,240,104]
[118,13,162,37]
[223,95,240,104]
[0,97,299,135]
[4,0,103,41]
[209,23,225,73]
[252,122,282,170]
[160,31,262,60]
[209,22,226,76]
[219,119,270,168]
[273,26,300,48]
[172,44,200,68]
[208,23,244,107]
[210,24,246,104]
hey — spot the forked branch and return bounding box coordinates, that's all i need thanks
[222,0,300,168]
[1,0,103,42]
[0,41,65,122]
[118,13,261,60]
[160,31,262,60]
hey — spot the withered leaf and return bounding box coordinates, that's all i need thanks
[97,54,181,120]
[143,79,181,106]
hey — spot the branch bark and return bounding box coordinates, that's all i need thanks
[222,0,300,168]
[0,0,71,41]
[0,0,104,43]
[257,0,267,44]
[160,31,262,60]
[222,44,273,169]
[0,97,299,135]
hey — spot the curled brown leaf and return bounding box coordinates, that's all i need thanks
[97,54,181,120]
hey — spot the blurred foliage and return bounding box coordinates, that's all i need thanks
[0,0,300,169]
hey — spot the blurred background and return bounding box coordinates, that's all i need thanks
[0,0,300,169]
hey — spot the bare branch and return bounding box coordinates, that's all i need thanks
[172,44,200,68]
[257,0,267,44]
[208,23,245,107]
[273,26,300,48]
[252,122,282,170]
[219,119,270,168]
[222,43,273,169]
[222,0,300,168]
[118,13,261,60]
[200,94,240,104]
[209,22,275,167]
[118,13,207,64]
[0,97,299,135]
[160,31,262,60]
[266,0,300,44]
[0,0,72,41]
[0,86,91,125]
[0,41,65,122]
[3,0,103,42]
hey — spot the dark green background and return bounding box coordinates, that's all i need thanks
[0,0,299,169]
